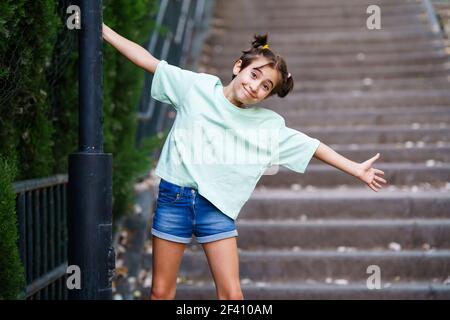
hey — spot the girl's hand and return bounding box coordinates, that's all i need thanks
[102,22,109,39]
[355,153,387,192]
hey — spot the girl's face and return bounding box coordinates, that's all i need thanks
[229,57,281,107]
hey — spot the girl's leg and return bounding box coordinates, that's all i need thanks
[150,235,186,300]
[202,237,244,300]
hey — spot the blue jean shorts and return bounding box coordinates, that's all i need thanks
[151,178,238,244]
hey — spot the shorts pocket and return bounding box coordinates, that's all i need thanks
[157,188,181,204]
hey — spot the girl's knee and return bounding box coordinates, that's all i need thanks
[150,285,176,300]
[217,289,244,300]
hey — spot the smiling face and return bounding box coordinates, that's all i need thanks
[226,57,281,107]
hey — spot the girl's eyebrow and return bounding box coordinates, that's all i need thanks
[253,67,274,88]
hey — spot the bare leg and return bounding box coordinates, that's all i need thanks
[150,235,186,300]
[202,237,244,300]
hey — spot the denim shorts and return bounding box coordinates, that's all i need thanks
[151,178,238,244]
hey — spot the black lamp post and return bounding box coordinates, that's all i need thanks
[68,0,115,300]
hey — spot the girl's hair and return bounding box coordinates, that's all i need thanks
[232,34,294,98]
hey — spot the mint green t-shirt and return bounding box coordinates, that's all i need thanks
[151,60,321,220]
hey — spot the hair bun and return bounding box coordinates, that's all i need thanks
[251,34,269,49]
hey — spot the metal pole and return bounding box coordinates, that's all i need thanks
[68,0,115,300]
[422,0,443,36]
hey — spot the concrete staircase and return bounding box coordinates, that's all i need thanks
[139,0,450,299]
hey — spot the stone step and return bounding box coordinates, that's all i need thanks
[211,63,450,81]
[290,51,450,68]
[205,29,441,47]
[300,119,450,128]
[201,37,445,57]
[211,15,425,30]
[215,2,424,20]
[204,50,450,69]
[140,250,450,282]
[294,124,450,144]
[172,282,450,300]
[259,163,450,187]
[241,188,450,220]
[263,90,450,110]
[289,77,450,92]
[282,106,450,127]
[215,1,424,18]
[307,144,450,163]
[233,219,450,250]
[216,0,421,9]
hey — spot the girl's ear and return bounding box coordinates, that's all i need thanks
[232,59,243,76]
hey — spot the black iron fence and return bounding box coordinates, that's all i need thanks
[13,175,68,300]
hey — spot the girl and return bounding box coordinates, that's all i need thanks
[102,23,387,300]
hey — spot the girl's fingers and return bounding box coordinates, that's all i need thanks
[366,153,380,166]
[369,183,378,192]
[374,169,385,175]
[374,176,387,184]
[373,181,382,189]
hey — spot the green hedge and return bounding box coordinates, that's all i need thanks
[0,0,164,299]
[0,154,26,300]
[0,0,58,179]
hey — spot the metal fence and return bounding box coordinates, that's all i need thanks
[423,0,444,35]
[431,0,450,39]
[136,0,216,144]
[13,175,69,300]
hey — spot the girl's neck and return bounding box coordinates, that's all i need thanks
[222,84,245,108]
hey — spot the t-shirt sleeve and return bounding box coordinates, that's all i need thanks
[271,121,321,173]
[150,60,199,110]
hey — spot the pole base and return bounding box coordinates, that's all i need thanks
[68,152,114,300]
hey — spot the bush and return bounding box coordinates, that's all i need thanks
[0,154,26,299]
[0,0,58,180]
[0,0,58,299]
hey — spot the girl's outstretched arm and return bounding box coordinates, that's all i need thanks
[313,142,387,192]
[102,23,159,74]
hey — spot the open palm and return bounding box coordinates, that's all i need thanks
[356,153,387,192]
